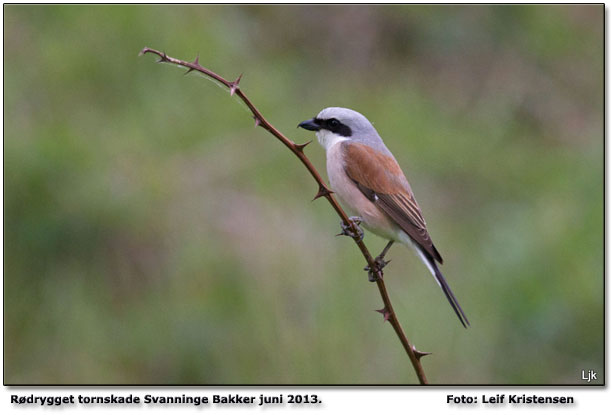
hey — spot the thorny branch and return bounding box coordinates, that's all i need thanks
[140,47,430,384]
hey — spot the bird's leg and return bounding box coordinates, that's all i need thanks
[376,240,394,265]
[365,240,394,282]
[337,216,365,241]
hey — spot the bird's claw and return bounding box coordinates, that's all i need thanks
[364,257,391,282]
[364,240,394,282]
[337,216,364,241]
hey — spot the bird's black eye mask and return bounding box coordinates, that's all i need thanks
[315,118,353,137]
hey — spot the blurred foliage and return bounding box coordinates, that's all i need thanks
[3,5,603,384]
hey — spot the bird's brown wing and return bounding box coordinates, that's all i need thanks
[341,141,443,264]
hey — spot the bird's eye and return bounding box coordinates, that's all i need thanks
[328,119,340,128]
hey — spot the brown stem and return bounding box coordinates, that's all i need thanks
[140,47,429,384]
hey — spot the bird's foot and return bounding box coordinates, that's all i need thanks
[364,241,394,282]
[364,257,391,282]
[337,216,364,241]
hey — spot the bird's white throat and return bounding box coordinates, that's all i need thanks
[316,129,348,152]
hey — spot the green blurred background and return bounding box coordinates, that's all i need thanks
[3,5,603,384]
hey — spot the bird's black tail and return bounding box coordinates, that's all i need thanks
[416,248,470,328]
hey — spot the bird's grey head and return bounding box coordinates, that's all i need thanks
[298,107,389,153]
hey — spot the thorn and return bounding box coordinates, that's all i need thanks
[183,55,200,75]
[375,307,391,322]
[253,116,261,127]
[312,184,332,201]
[412,345,432,360]
[229,73,242,96]
[294,140,312,153]
[157,51,168,63]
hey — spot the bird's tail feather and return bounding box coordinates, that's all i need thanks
[415,248,470,328]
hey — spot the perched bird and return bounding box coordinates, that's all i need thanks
[298,107,469,328]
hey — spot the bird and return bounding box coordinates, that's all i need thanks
[298,107,469,328]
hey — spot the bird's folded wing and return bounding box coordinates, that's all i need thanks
[342,141,443,264]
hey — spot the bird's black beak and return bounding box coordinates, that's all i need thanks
[298,118,320,131]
